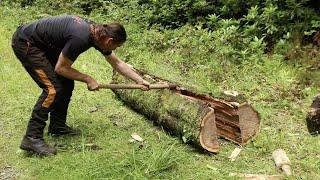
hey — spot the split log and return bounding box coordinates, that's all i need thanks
[306,94,320,135]
[111,69,260,152]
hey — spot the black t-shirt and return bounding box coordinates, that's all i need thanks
[17,15,111,63]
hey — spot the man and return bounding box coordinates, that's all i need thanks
[11,15,150,156]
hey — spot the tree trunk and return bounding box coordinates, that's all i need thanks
[111,69,260,152]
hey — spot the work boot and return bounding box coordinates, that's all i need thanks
[20,136,57,156]
[48,124,81,136]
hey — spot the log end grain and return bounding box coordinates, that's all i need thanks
[199,108,220,153]
[238,103,261,144]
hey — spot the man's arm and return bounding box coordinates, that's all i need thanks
[105,52,150,88]
[55,52,99,90]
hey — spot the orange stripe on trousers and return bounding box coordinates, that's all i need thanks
[35,69,56,108]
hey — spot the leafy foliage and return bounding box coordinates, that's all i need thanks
[3,0,320,50]
[136,0,319,49]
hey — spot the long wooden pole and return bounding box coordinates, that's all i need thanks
[98,83,176,90]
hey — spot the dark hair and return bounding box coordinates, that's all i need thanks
[96,23,127,44]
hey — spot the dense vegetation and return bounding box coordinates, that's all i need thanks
[0,0,319,179]
[9,0,320,49]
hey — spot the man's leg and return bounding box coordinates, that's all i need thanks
[26,90,50,138]
[48,76,79,136]
[12,33,60,156]
[25,68,58,138]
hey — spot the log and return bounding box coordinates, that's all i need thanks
[306,94,320,135]
[229,173,283,180]
[111,69,260,152]
[272,149,292,176]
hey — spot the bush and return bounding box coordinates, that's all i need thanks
[3,0,319,50]
[136,0,320,49]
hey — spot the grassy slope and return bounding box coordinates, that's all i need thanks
[0,5,319,179]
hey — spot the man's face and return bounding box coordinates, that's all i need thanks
[98,37,123,52]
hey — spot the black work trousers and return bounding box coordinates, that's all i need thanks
[11,30,74,138]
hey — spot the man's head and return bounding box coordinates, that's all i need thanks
[94,23,127,52]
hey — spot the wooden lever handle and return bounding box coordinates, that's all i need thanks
[98,83,176,90]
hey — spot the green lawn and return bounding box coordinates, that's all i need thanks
[0,5,319,179]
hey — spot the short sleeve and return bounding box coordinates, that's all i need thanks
[62,37,90,61]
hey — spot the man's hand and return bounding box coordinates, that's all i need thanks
[85,76,99,91]
[137,79,150,91]
[56,53,99,91]
[105,53,151,91]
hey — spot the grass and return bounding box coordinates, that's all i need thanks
[1,4,320,179]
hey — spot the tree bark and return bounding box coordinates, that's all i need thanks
[111,69,260,152]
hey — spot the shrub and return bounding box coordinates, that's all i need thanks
[137,0,320,49]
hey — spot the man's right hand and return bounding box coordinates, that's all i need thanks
[56,53,100,91]
[85,76,99,91]
[137,79,150,91]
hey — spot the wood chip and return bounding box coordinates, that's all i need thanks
[228,147,242,161]
[230,102,240,107]
[131,133,143,142]
[223,90,239,97]
[88,107,98,113]
[206,164,217,171]
[85,143,102,151]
